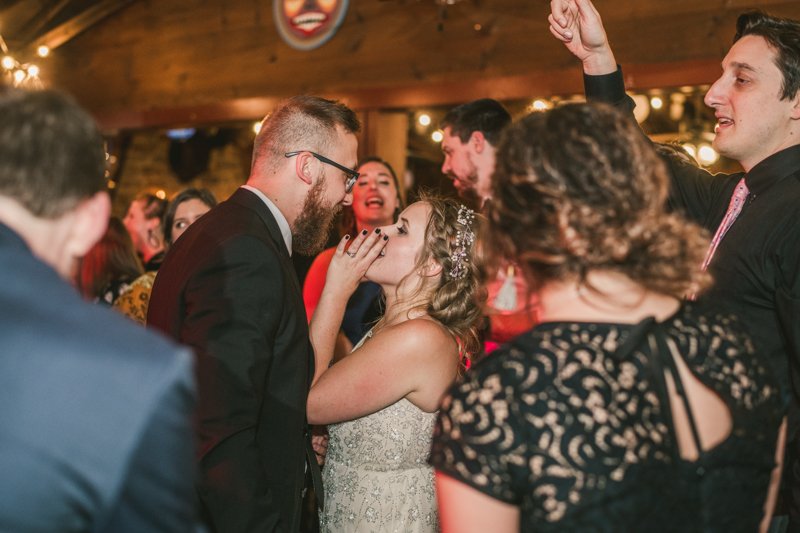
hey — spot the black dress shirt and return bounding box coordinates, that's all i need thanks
[586,69,800,438]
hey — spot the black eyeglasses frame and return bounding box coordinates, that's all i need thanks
[285,151,359,194]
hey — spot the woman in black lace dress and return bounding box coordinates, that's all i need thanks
[428,103,786,533]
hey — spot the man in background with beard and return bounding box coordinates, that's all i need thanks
[440,99,539,351]
[148,95,359,533]
[440,98,511,207]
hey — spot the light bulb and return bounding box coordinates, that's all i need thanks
[682,144,697,158]
[419,114,431,126]
[37,46,50,58]
[2,56,15,70]
[156,190,166,199]
[432,131,443,142]
[28,65,39,77]
[253,121,262,134]
[650,97,663,109]
[532,100,547,110]
[13,70,25,82]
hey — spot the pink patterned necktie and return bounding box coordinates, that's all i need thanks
[701,177,750,270]
[688,177,749,300]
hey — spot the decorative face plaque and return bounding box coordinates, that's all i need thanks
[274,0,349,51]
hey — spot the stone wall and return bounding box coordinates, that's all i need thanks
[111,127,253,217]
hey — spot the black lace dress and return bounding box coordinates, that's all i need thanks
[429,304,782,532]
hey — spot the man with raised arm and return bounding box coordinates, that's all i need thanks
[550,0,800,526]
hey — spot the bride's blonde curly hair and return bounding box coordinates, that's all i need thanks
[394,192,487,360]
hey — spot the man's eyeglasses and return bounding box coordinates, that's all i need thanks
[285,151,359,194]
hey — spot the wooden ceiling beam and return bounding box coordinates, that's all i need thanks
[16,0,73,44]
[26,0,136,53]
[92,58,722,131]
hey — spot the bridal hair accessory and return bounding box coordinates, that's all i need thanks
[449,205,475,279]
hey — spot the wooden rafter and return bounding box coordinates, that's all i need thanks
[16,0,73,44]
[26,0,136,53]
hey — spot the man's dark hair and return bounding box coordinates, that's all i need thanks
[735,10,800,101]
[0,89,106,218]
[440,98,512,146]
[163,188,218,243]
[252,95,361,173]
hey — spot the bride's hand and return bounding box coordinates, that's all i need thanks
[324,228,388,299]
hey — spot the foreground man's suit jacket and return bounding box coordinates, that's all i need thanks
[148,187,315,533]
[0,222,196,532]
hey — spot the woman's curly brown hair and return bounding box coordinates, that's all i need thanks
[488,103,711,297]
[396,192,487,360]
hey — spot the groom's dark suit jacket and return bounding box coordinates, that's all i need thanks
[148,187,315,533]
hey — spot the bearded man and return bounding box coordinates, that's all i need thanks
[148,95,359,533]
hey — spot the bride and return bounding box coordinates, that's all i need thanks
[307,193,485,533]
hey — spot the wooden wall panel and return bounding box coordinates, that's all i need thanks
[41,0,800,127]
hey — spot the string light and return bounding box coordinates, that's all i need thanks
[419,114,431,126]
[0,33,46,88]
[432,131,443,142]
[650,97,663,109]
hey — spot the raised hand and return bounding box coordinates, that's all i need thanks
[549,0,617,75]
[325,228,387,301]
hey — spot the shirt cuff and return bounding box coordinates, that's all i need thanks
[584,65,625,103]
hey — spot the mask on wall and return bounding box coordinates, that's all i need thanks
[274,0,349,51]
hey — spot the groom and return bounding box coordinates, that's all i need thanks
[148,96,360,532]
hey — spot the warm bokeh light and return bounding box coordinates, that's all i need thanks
[682,143,697,158]
[37,46,50,58]
[156,190,166,200]
[698,145,719,165]
[650,97,663,109]
[419,114,431,126]
[474,24,482,31]
[532,100,547,110]
[432,131,443,143]
[108,180,116,189]
[1,56,15,70]
[27,65,39,77]
[253,121,262,134]
[13,69,25,82]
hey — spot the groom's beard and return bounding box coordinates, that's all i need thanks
[293,179,341,256]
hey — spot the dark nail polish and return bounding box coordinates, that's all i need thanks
[375,228,381,234]
[362,229,368,235]
[383,235,389,241]
[344,235,350,240]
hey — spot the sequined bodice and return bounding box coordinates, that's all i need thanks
[327,398,437,472]
[320,331,440,532]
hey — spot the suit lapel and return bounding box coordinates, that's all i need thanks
[228,188,303,302]
[228,188,315,385]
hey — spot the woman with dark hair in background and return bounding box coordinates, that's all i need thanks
[429,103,785,533]
[304,157,404,362]
[123,192,168,272]
[114,188,217,325]
[75,217,143,305]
